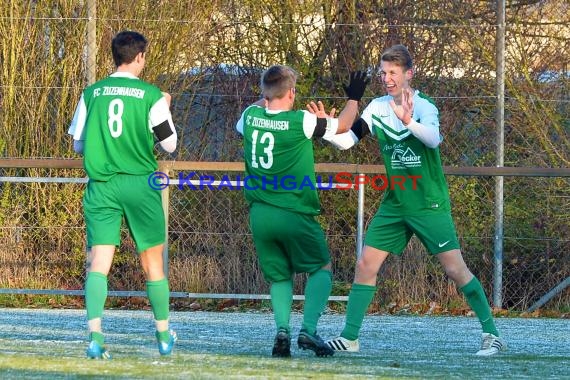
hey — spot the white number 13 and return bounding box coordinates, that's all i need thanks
[251,130,274,169]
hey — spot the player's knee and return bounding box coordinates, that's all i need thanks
[355,259,378,280]
[444,265,471,284]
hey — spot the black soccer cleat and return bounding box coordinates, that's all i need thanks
[297,329,334,357]
[272,328,291,357]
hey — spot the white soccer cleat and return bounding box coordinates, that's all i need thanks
[326,336,360,352]
[475,333,506,356]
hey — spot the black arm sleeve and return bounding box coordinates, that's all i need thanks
[351,118,370,140]
[312,118,328,138]
[152,120,174,142]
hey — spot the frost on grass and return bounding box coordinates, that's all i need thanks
[0,309,569,379]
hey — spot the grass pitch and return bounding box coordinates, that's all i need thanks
[0,308,568,379]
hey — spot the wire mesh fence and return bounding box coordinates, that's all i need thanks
[0,2,568,311]
[0,166,568,311]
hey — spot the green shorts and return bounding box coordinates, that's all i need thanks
[249,202,330,282]
[364,211,460,255]
[83,174,166,253]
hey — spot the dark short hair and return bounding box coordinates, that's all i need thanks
[381,44,413,70]
[111,31,147,67]
[260,65,297,100]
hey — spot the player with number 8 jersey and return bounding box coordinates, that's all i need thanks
[68,31,178,360]
[71,74,173,181]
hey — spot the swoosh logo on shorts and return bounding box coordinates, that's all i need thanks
[438,241,450,248]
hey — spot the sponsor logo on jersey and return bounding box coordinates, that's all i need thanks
[391,147,422,169]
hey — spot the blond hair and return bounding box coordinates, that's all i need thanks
[381,44,413,70]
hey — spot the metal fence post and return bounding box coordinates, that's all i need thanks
[356,174,365,259]
[493,0,506,308]
[160,165,170,277]
[86,0,97,86]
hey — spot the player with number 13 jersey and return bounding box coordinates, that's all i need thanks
[235,65,369,357]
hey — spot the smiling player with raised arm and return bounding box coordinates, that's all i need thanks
[308,45,505,356]
[68,30,177,359]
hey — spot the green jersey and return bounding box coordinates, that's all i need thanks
[236,105,322,215]
[361,91,450,215]
[69,72,170,181]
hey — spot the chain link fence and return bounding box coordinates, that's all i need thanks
[0,1,568,311]
[0,165,568,311]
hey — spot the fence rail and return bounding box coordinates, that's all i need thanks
[2,158,569,176]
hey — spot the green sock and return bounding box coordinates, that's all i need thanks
[85,271,107,320]
[156,330,171,343]
[460,277,499,336]
[146,278,170,322]
[302,269,332,335]
[341,283,376,340]
[270,280,293,332]
[89,331,104,346]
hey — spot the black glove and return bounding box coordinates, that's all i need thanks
[343,70,370,101]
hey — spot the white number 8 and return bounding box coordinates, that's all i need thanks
[108,99,124,138]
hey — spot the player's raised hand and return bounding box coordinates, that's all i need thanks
[402,87,414,116]
[343,71,370,101]
[389,88,414,125]
[306,101,336,118]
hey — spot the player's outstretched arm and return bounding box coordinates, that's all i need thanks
[322,117,369,150]
[306,100,367,151]
[336,70,370,133]
[306,71,369,134]
[305,72,370,150]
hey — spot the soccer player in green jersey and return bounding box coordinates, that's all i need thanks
[68,31,178,359]
[309,45,506,356]
[236,65,369,357]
